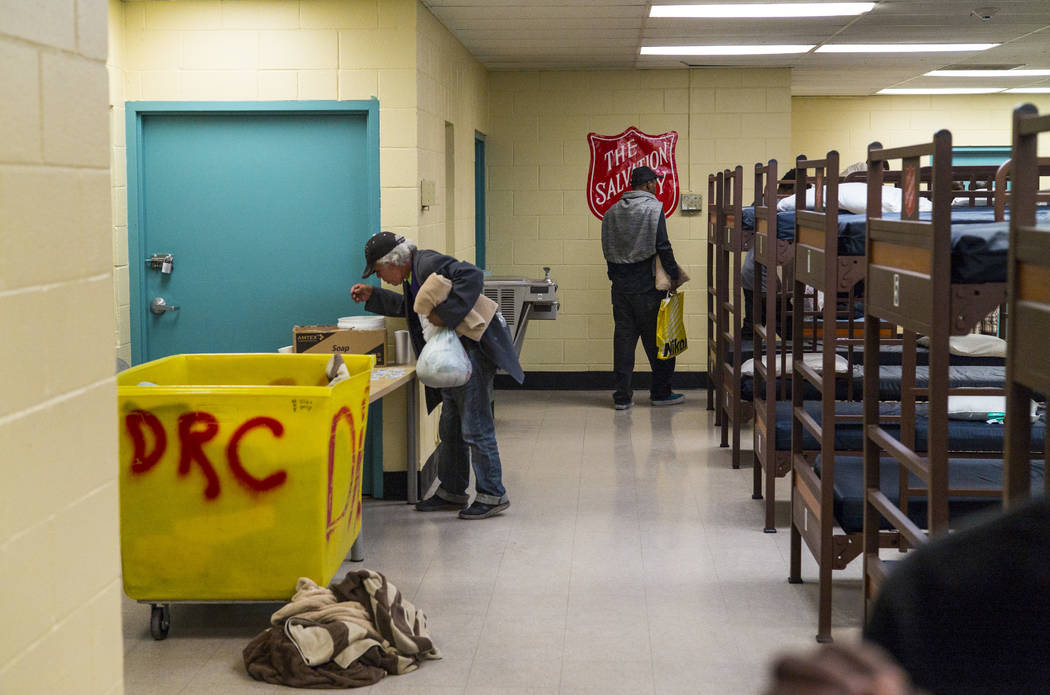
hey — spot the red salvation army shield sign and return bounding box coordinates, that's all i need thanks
[587,126,679,220]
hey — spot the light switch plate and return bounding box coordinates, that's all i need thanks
[420,179,436,208]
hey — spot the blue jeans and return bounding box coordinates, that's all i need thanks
[434,341,508,506]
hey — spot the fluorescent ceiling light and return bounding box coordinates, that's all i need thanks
[926,69,1050,77]
[1005,87,1050,93]
[818,44,999,53]
[650,3,874,18]
[641,45,815,56]
[878,88,1005,94]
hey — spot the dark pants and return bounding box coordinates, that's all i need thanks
[434,341,507,506]
[612,289,675,405]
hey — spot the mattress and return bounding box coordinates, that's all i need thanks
[745,205,1050,284]
[834,218,1010,283]
[740,206,796,240]
[813,456,1045,534]
[837,344,1004,368]
[773,400,1046,453]
[744,365,1004,403]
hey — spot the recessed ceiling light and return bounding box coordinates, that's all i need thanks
[925,69,1050,77]
[818,44,999,53]
[650,3,875,18]
[877,88,1005,94]
[1004,87,1050,93]
[641,45,815,56]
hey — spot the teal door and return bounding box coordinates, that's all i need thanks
[127,102,387,498]
[127,101,380,362]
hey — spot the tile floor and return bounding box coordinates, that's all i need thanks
[122,390,864,694]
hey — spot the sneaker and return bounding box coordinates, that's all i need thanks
[414,495,464,512]
[458,500,510,520]
[614,401,634,411]
[651,393,685,407]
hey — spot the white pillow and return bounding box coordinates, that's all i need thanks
[879,186,933,214]
[775,183,932,215]
[917,334,1007,358]
[740,352,849,377]
[776,190,807,212]
[835,182,870,214]
[948,395,1036,421]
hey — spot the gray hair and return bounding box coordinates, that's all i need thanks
[375,238,416,269]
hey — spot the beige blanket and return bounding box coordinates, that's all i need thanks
[412,272,498,341]
[244,571,440,688]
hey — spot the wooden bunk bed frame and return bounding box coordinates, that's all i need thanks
[860,131,1013,617]
[786,151,906,643]
[752,159,795,522]
[717,166,746,465]
[784,147,1023,642]
[1004,104,1050,507]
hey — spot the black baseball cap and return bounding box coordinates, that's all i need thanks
[361,232,405,278]
[630,166,663,187]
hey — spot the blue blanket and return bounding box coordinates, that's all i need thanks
[813,456,1045,534]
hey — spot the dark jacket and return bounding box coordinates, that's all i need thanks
[365,249,524,412]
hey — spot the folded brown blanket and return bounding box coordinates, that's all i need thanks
[412,272,498,342]
[243,571,439,688]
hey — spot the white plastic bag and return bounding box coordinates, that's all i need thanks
[416,314,472,388]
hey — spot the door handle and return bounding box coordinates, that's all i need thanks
[150,297,180,315]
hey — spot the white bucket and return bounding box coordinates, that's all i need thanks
[337,316,386,331]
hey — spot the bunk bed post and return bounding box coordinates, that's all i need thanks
[717,170,731,448]
[731,165,745,469]
[861,141,884,623]
[707,173,719,415]
[753,162,766,498]
[1004,104,1040,507]
[763,160,779,529]
[817,151,840,643]
[788,155,807,585]
[926,130,953,536]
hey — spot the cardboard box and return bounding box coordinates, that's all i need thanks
[293,325,385,365]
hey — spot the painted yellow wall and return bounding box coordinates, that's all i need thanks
[383,5,491,466]
[111,0,420,365]
[0,1,124,691]
[486,68,792,372]
[792,94,1050,167]
[416,5,488,261]
[109,1,491,475]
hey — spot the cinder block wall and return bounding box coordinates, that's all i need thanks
[109,0,491,474]
[0,1,124,692]
[486,68,792,372]
[111,0,421,364]
[793,94,1050,167]
[416,6,489,262]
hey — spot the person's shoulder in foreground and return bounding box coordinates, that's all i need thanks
[864,499,1050,695]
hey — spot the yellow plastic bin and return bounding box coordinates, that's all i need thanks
[117,353,374,632]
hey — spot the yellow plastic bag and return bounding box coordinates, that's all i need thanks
[656,291,687,360]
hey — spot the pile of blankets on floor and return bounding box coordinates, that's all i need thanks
[243,569,440,688]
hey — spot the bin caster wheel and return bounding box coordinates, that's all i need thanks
[150,604,170,640]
